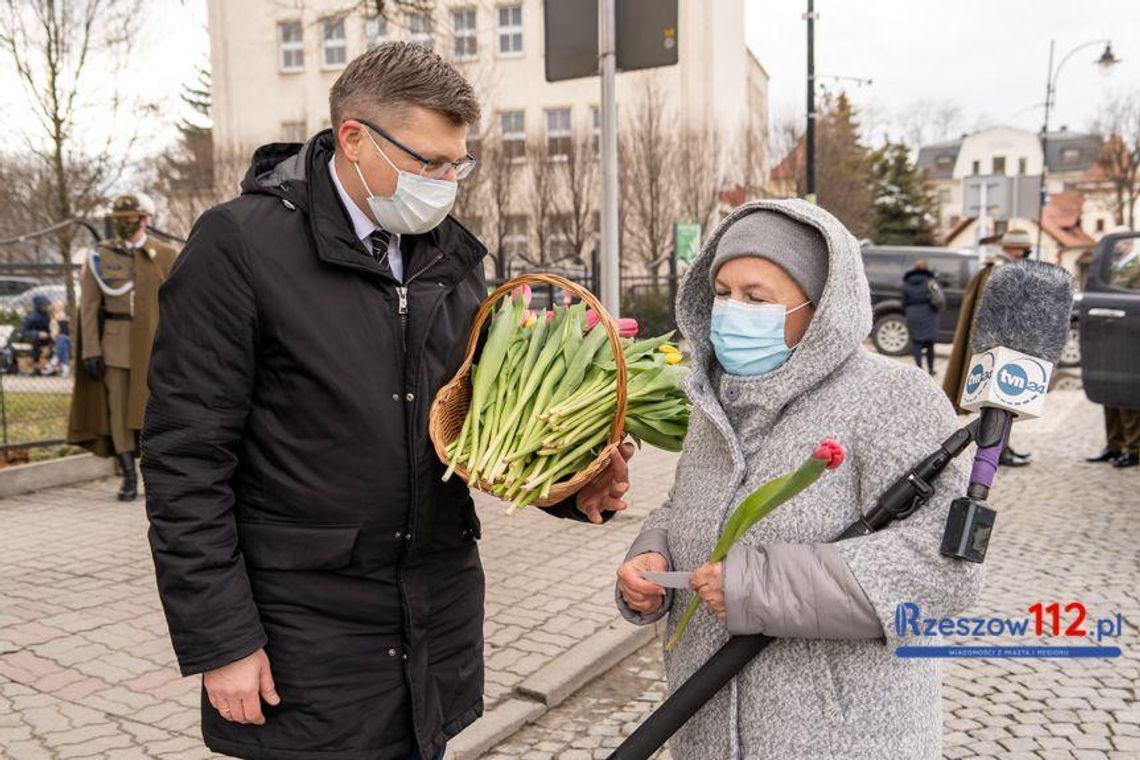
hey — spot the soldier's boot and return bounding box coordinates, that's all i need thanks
[117,452,138,502]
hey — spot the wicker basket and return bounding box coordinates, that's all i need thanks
[429,273,628,507]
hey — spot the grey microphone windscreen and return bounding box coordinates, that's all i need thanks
[969,260,1074,364]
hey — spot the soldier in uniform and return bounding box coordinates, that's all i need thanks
[67,194,178,500]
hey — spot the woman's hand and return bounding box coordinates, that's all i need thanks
[617,552,668,614]
[691,561,725,621]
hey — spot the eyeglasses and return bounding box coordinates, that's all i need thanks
[352,118,477,180]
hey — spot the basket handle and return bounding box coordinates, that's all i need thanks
[458,273,628,450]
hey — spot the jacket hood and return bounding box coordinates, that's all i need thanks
[32,294,50,311]
[240,133,323,207]
[676,199,872,422]
[904,268,935,282]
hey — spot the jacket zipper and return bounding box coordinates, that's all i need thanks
[393,249,448,752]
[395,252,444,352]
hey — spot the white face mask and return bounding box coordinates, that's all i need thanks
[353,129,457,235]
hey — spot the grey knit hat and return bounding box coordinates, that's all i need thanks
[708,209,830,304]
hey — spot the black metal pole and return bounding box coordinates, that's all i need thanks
[805,0,816,201]
[1035,39,1054,260]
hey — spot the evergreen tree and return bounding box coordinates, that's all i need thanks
[871,142,940,245]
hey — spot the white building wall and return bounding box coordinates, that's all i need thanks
[207,0,764,156]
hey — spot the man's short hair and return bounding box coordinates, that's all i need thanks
[329,41,481,134]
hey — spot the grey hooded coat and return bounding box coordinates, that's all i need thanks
[616,199,985,759]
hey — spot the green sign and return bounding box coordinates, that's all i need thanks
[675,222,701,264]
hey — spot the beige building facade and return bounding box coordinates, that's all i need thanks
[208,0,768,165]
[207,1,769,277]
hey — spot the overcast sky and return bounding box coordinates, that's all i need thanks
[745,0,1140,143]
[2,0,1138,158]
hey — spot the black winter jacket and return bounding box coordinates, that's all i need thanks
[142,131,585,760]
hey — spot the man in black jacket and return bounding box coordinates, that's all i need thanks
[142,42,632,760]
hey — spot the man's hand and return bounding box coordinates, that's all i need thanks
[203,648,280,725]
[691,561,725,621]
[617,552,668,615]
[570,441,635,524]
[83,356,106,380]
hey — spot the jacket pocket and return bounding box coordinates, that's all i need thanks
[237,521,360,570]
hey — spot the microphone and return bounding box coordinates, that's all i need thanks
[942,260,1074,562]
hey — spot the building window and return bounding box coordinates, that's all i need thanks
[935,155,953,172]
[992,156,1006,175]
[591,106,601,158]
[500,110,525,163]
[1061,147,1081,165]
[1018,157,1027,175]
[948,214,961,228]
[497,5,523,56]
[545,108,571,160]
[938,188,951,203]
[503,215,529,259]
[1096,218,1106,233]
[364,15,388,49]
[281,121,306,142]
[409,12,433,50]
[971,160,980,176]
[467,118,483,158]
[452,7,477,60]
[321,17,347,68]
[549,214,575,260]
[278,21,304,72]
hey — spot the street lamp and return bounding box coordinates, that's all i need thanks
[1035,39,1120,257]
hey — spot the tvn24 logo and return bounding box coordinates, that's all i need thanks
[965,355,1049,404]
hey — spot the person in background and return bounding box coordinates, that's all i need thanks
[901,259,940,376]
[1086,237,1139,469]
[943,228,1033,467]
[67,193,178,500]
[50,304,71,378]
[17,294,54,374]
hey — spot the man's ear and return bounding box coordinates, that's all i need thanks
[337,120,364,163]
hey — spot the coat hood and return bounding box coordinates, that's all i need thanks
[676,199,872,422]
[904,267,935,283]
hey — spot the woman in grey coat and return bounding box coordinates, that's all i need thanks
[616,199,985,759]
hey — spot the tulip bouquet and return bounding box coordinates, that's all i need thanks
[667,440,846,650]
[442,286,690,512]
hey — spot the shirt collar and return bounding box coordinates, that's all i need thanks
[328,155,379,243]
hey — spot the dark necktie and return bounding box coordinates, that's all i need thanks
[368,230,392,275]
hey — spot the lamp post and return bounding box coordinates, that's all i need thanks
[1035,39,1119,258]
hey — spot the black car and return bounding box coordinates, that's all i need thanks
[861,245,981,356]
[862,244,1083,367]
[1081,230,1140,408]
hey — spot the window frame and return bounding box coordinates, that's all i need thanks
[321,16,348,70]
[544,107,572,162]
[496,4,524,57]
[500,110,526,164]
[281,120,307,143]
[364,15,388,50]
[278,20,305,73]
[452,7,478,61]
[409,11,434,50]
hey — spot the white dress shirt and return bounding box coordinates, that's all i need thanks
[328,156,403,281]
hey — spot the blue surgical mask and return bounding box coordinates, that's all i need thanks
[710,298,810,376]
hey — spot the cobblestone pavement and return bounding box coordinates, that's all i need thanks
[487,386,1140,759]
[0,442,679,758]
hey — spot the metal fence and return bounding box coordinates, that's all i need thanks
[0,263,681,456]
[0,263,78,456]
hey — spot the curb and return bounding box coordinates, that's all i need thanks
[445,618,662,759]
[0,453,114,500]
[516,618,661,708]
